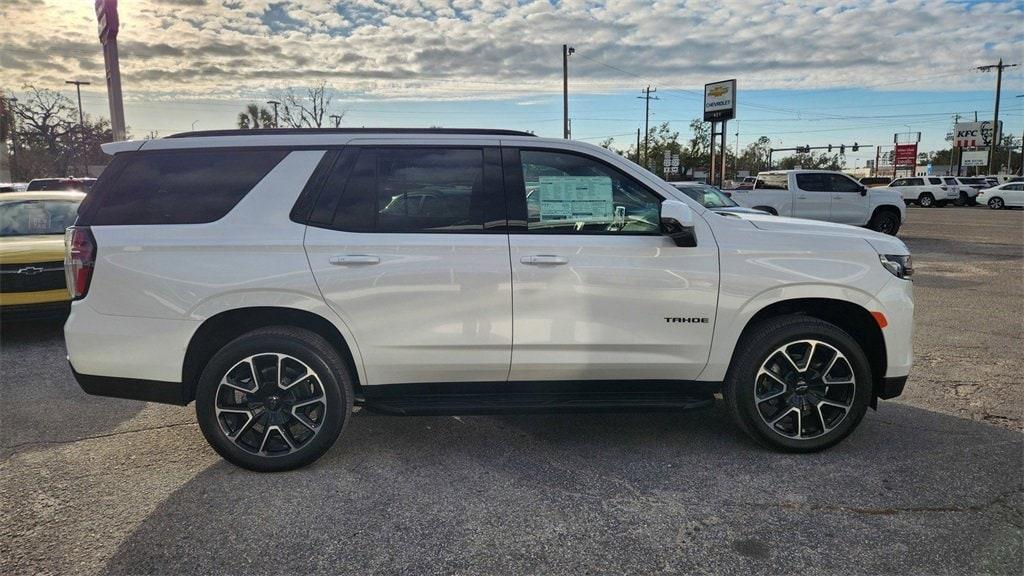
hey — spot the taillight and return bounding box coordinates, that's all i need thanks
[65,226,96,300]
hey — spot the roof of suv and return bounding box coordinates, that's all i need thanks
[166,128,537,138]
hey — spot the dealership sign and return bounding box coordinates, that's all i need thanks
[894,144,918,166]
[961,150,988,167]
[704,79,736,121]
[954,121,1001,147]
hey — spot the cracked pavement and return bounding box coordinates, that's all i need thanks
[2,206,1022,575]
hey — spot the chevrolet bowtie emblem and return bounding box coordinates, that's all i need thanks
[17,266,45,276]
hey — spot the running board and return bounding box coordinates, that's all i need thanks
[359,391,716,416]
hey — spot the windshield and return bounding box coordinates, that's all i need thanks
[676,184,739,208]
[0,199,81,237]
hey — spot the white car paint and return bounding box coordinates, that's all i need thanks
[977,182,1024,208]
[729,170,906,229]
[66,132,913,398]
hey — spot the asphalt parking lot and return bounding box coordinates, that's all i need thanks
[2,206,1021,576]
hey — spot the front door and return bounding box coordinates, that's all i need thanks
[793,173,832,220]
[503,147,719,382]
[304,144,512,385]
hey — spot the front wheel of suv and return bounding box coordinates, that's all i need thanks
[917,193,935,207]
[723,316,873,452]
[195,326,353,472]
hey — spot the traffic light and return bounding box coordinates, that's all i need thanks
[839,144,845,155]
[827,144,832,152]
[852,142,859,152]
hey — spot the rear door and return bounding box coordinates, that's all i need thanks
[825,173,870,225]
[303,143,513,385]
[503,146,719,381]
[793,173,831,219]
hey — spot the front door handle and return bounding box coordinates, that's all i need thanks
[833,194,844,199]
[330,255,380,266]
[521,255,569,265]
[796,195,808,199]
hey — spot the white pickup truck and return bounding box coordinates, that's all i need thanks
[730,170,906,235]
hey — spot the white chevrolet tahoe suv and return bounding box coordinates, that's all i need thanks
[730,170,906,234]
[65,129,914,471]
[888,176,957,208]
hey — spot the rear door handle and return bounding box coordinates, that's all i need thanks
[330,255,380,265]
[521,255,569,265]
[796,195,808,199]
[833,194,843,199]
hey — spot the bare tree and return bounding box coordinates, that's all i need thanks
[237,103,274,129]
[12,86,75,155]
[280,80,339,128]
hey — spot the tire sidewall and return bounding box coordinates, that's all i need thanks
[989,197,1003,209]
[871,211,900,235]
[727,320,873,452]
[919,193,934,207]
[195,329,350,472]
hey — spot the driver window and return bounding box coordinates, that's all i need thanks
[520,150,661,234]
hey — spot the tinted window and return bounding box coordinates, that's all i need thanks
[0,199,81,236]
[944,178,957,185]
[520,150,660,234]
[928,177,943,185]
[755,174,788,190]
[330,148,488,233]
[86,150,287,225]
[796,173,828,191]
[827,174,863,192]
[908,178,925,186]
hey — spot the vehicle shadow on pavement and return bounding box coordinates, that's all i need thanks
[0,320,153,455]
[101,403,1023,575]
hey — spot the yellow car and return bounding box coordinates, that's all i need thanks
[0,191,85,320]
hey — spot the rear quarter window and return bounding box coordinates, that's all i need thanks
[80,149,288,225]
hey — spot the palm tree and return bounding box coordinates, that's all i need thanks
[237,104,274,129]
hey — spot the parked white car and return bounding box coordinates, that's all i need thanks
[730,170,906,234]
[977,182,1024,209]
[65,128,914,471]
[887,176,957,208]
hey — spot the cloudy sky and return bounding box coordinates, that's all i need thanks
[1,0,1022,164]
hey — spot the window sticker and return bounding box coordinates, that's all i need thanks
[537,176,614,222]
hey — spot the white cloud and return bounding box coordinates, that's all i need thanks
[0,0,1020,101]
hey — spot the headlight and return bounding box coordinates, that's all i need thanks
[880,254,913,279]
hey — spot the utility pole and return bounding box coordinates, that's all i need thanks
[267,100,280,128]
[329,114,342,128]
[977,59,1018,173]
[562,45,574,139]
[636,128,641,164]
[637,86,658,167]
[65,80,91,175]
[1017,95,1024,175]
[734,123,739,177]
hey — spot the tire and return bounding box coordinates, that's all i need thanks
[195,326,353,472]
[988,197,1004,210]
[868,209,901,235]
[722,316,873,452]
[917,193,934,207]
[955,191,967,207]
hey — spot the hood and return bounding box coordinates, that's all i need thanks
[725,212,910,255]
[0,234,66,264]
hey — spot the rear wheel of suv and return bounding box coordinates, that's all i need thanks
[723,316,873,452]
[917,193,935,207]
[195,326,353,471]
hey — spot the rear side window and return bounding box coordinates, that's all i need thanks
[928,177,943,185]
[755,174,788,190]
[908,178,924,186]
[83,149,287,225]
[795,173,828,191]
[325,147,495,233]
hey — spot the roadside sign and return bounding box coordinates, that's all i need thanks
[954,121,1000,147]
[704,79,736,121]
[95,0,119,44]
[894,144,918,166]
[961,150,988,167]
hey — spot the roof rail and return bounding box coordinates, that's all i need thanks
[166,128,538,139]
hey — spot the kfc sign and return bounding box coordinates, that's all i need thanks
[954,121,1000,148]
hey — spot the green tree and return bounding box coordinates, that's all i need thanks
[736,136,772,174]
[237,103,274,129]
[777,151,845,171]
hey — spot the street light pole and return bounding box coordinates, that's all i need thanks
[65,80,91,175]
[562,45,574,139]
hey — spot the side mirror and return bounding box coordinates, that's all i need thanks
[860,185,868,196]
[660,199,697,247]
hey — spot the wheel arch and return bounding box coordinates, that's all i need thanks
[731,298,887,406]
[870,204,902,222]
[181,306,363,404]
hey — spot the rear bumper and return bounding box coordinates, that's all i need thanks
[71,365,187,405]
[878,376,908,400]
[1,300,70,322]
